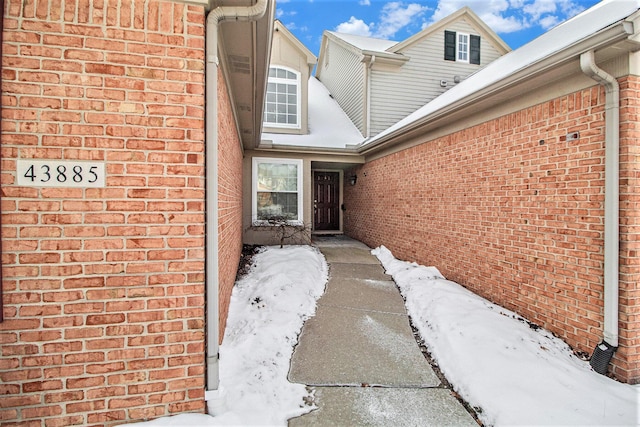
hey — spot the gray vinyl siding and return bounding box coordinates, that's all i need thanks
[369,20,503,136]
[317,41,366,135]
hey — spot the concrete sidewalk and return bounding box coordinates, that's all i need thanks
[288,236,477,426]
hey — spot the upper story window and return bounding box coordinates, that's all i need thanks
[457,33,469,62]
[264,66,301,129]
[444,30,480,65]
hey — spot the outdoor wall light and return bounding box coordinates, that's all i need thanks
[349,174,357,186]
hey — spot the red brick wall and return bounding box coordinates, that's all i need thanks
[345,79,639,383]
[217,70,243,342]
[1,0,209,424]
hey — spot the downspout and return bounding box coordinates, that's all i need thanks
[205,0,268,413]
[579,50,619,375]
[365,55,376,138]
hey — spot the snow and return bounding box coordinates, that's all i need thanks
[326,31,398,53]
[363,0,640,146]
[122,245,328,427]
[372,245,639,426]
[261,77,363,149]
[123,244,639,427]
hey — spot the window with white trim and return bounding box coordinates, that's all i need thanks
[252,158,303,224]
[263,67,301,129]
[457,32,469,62]
[444,30,481,65]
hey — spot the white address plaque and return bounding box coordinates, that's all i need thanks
[17,159,106,188]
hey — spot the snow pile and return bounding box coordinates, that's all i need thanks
[215,245,328,424]
[372,245,639,426]
[124,245,328,427]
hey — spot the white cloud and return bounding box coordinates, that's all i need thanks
[523,0,557,20]
[334,0,590,44]
[538,14,560,29]
[336,2,429,40]
[522,0,587,30]
[480,13,525,33]
[425,0,587,35]
[335,16,373,37]
[559,0,585,16]
[426,0,525,33]
[374,2,429,39]
[276,8,297,19]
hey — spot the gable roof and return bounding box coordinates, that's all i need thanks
[324,6,509,56]
[392,6,510,54]
[360,0,640,154]
[319,31,407,68]
[274,20,317,67]
[317,6,509,77]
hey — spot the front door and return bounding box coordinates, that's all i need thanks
[313,171,340,231]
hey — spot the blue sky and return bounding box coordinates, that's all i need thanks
[276,0,602,55]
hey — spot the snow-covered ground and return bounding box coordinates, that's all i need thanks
[126,245,639,426]
[373,246,639,426]
[123,245,328,427]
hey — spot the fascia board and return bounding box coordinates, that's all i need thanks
[323,31,404,61]
[324,32,367,58]
[360,50,409,65]
[257,141,364,158]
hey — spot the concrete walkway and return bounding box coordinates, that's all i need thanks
[288,236,477,426]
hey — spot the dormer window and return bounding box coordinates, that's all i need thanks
[457,33,469,62]
[264,66,301,129]
[445,30,481,65]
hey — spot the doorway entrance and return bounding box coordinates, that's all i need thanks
[313,171,340,231]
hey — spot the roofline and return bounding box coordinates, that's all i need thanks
[359,16,639,157]
[324,30,397,54]
[391,6,510,55]
[256,141,365,158]
[316,30,406,75]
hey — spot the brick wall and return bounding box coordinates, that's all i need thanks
[1,0,210,424]
[345,79,639,383]
[216,70,243,341]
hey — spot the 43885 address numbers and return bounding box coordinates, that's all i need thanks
[17,160,106,188]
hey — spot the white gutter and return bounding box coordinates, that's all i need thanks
[205,0,268,414]
[579,51,619,371]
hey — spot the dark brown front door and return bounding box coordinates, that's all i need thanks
[314,171,339,231]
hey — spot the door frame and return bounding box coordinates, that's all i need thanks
[311,169,343,234]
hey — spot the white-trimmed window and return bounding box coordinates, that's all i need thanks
[252,158,303,224]
[263,66,301,129]
[457,32,469,62]
[444,30,480,65]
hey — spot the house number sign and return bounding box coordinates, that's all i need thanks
[17,159,106,188]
